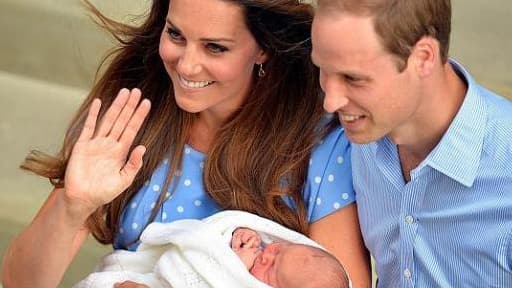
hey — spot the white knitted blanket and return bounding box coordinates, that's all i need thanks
[74,210,322,288]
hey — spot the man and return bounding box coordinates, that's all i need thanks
[311,0,512,287]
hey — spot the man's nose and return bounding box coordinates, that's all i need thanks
[322,76,350,113]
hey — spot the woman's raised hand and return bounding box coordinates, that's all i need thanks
[64,88,151,215]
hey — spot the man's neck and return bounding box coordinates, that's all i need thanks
[395,61,468,182]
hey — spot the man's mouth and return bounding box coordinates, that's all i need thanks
[340,113,364,123]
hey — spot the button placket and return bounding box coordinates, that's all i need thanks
[403,268,412,279]
[400,172,427,287]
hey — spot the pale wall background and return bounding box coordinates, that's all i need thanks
[0,0,511,287]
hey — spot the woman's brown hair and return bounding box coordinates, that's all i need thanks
[21,0,325,244]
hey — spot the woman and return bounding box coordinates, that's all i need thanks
[2,0,370,287]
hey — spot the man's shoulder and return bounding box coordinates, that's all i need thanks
[477,85,512,129]
[479,85,512,119]
[476,85,512,160]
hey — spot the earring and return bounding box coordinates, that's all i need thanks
[258,63,266,78]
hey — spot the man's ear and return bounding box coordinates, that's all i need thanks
[410,36,439,78]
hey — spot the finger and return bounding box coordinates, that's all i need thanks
[78,98,101,142]
[254,236,261,247]
[96,88,130,137]
[120,145,147,187]
[231,234,242,248]
[247,236,259,248]
[119,98,151,148]
[109,89,142,140]
[242,232,253,243]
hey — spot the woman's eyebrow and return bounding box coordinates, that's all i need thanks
[166,18,235,43]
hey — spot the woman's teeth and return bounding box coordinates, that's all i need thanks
[179,76,214,88]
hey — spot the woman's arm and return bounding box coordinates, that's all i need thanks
[2,89,150,288]
[309,203,371,288]
[2,188,91,288]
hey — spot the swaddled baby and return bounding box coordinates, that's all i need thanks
[75,211,351,288]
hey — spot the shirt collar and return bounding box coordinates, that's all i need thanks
[423,59,486,187]
[370,59,487,187]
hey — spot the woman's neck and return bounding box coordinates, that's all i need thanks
[187,112,225,153]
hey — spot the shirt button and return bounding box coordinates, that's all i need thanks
[403,268,412,279]
[405,215,414,224]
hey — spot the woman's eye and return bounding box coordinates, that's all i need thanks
[166,28,183,41]
[206,43,228,54]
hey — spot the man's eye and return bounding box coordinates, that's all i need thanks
[345,75,360,82]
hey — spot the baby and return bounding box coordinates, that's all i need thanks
[76,211,351,288]
[231,228,350,288]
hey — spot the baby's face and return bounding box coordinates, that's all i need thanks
[250,242,314,288]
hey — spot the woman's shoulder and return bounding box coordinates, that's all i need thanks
[311,122,350,162]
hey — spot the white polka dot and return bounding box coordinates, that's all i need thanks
[199,162,205,169]
[309,159,313,166]
[166,192,171,198]
[316,198,322,205]
[337,156,344,164]
[177,206,184,213]
[130,202,137,209]
[185,147,191,154]
[314,176,322,184]
[152,184,160,192]
[132,223,139,230]
[342,193,349,200]
[162,212,167,220]
[151,202,156,209]
[328,174,335,182]
[119,227,124,234]
[194,200,202,207]
[184,179,192,186]
[163,158,169,164]
[333,202,341,209]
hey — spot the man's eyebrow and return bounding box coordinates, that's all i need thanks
[342,71,371,81]
[165,18,235,43]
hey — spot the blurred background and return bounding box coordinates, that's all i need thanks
[0,0,510,287]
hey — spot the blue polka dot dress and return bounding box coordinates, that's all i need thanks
[114,126,355,250]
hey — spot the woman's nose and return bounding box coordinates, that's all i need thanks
[176,46,202,76]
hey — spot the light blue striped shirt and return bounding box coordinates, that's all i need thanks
[352,60,512,287]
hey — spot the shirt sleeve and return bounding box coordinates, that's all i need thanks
[303,126,355,222]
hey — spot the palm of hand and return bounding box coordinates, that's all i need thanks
[66,137,130,208]
[63,89,150,212]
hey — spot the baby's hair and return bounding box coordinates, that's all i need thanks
[303,245,350,288]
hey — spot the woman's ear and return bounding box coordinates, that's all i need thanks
[256,49,268,65]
